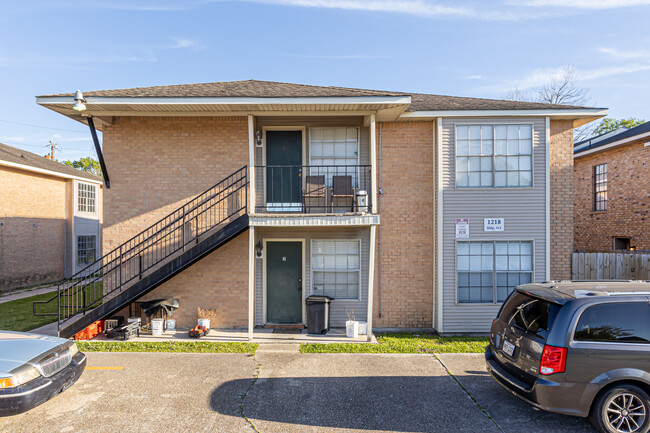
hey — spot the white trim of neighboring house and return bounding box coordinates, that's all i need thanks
[401,108,608,120]
[436,118,444,333]
[262,238,307,326]
[574,130,650,158]
[0,160,103,184]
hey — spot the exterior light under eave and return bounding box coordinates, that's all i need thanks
[72,89,86,112]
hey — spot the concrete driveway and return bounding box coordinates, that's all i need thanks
[0,348,597,433]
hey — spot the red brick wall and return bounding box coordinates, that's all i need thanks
[375,120,434,327]
[101,116,250,327]
[574,139,650,251]
[550,120,575,280]
[0,167,67,290]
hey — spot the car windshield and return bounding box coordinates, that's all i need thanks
[500,292,561,339]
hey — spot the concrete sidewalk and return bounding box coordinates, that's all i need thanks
[0,284,59,304]
[0,352,597,433]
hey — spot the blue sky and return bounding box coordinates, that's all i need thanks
[1,0,649,161]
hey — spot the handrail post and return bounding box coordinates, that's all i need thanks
[119,245,123,292]
[57,284,61,335]
[182,206,186,252]
[139,254,143,280]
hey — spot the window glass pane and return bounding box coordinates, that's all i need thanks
[519,156,531,171]
[495,242,508,255]
[482,255,494,271]
[520,242,532,255]
[457,140,469,156]
[469,256,482,271]
[457,157,468,171]
[506,156,518,171]
[481,157,492,171]
[457,172,469,187]
[495,125,507,139]
[469,126,481,140]
[519,171,532,186]
[482,242,494,254]
[458,272,469,286]
[495,139,507,154]
[507,125,519,139]
[457,126,468,140]
[469,140,481,155]
[468,173,480,187]
[457,242,470,255]
[509,256,521,271]
[575,303,650,343]
[469,243,482,255]
[508,242,520,255]
[468,157,480,172]
[458,286,470,303]
[481,172,492,187]
[494,156,507,171]
[520,125,532,139]
[481,126,493,139]
[520,139,532,155]
[521,256,532,271]
[507,171,519,187]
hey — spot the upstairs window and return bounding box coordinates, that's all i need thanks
[78,183,96,213]
[456,125,533,188]
[593,163,607,211]
[309,127,359,186]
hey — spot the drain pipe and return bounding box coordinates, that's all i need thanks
[377,122,382,318]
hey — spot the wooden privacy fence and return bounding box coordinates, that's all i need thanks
[572,252,650,281]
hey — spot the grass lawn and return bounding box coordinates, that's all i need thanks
[0,282,103,332]
[299,332,489,354]
[77,341,258,354]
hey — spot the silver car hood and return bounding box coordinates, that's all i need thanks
[0,331,70,376]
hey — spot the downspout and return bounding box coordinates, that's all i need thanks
[377,122,382,318]
[86,117,110,189]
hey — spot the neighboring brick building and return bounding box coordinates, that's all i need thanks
[0,142,102,291]
[36,80,606,337]
[574,122,650,251]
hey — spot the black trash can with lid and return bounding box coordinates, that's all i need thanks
[306,295,334,334]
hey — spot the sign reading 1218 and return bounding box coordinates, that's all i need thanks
[484,218,504,232]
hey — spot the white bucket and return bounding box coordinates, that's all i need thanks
[358,321,368,335]
[165,319,176,331]
[346,320,359,338]
[151,319,164,336]
[198,318,210,330]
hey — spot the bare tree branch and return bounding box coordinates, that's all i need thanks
[535,65,590,106]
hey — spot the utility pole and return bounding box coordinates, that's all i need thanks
[48,140,60,161]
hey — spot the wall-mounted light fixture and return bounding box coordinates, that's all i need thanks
[255,130,263,147]
[72,90,87,112]
[255,241,263,259]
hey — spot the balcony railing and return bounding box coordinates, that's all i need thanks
[255,165,371,214]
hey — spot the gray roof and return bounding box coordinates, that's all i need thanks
[0,142,102,182]
[575,121,650,154]
[40,79,591,112]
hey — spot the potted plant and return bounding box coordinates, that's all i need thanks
[197,307,218,331]
[346,309,359,338]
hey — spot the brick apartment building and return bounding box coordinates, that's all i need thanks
[0,142,102,291]
[574,122,650,251]
[35,80,606,338]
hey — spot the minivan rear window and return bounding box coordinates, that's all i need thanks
[499,292,561,339]
[575,302,650,344]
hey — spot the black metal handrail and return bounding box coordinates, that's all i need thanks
[254,164,371,213]
[34,166,248,333]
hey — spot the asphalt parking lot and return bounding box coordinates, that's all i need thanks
[0,347,597,433]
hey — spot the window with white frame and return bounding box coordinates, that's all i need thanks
[310,127,359,185]
[311,239,360,299]
[456,125,533,188]
[457,241,533,304]
[78,183,97,213]
[77,235,96,266]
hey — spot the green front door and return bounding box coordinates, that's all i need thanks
[266,241,302,323]
[266,130,302,208]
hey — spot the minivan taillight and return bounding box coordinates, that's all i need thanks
[540,345,567,375]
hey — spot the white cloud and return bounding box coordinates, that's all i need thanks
[463,74,484,80]
[599,47,650,60]
[167,37,205,51]
[483,63,650,93]
[511,0,650,8]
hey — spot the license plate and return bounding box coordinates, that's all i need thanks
[502,340,515,357]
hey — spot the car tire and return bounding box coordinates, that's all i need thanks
[590,385,650,433]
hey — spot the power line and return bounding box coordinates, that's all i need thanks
[0,119,89,134]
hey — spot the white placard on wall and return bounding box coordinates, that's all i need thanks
[455,218,470,239]
[484,218,504,232]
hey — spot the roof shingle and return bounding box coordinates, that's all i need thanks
[40,79,592,112]
[0,142,102,182]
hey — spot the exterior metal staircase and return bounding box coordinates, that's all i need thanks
[34,166,249,338]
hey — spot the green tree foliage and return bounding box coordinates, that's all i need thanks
[63,157,102,176]
[594,117,646,136]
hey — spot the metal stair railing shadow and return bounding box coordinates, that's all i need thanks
[33,166,248,335]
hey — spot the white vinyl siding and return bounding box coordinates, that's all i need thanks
[311,239,360,299]
[456,124,533,188]
[442,117,547,333]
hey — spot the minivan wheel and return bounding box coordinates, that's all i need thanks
[590,385,650,433]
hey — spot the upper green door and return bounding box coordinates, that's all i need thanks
[266,130,302,206]
[266,241,303,323]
